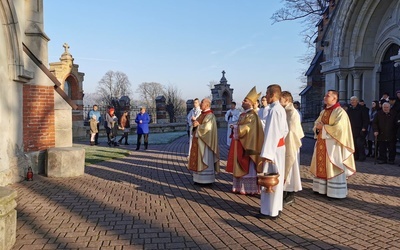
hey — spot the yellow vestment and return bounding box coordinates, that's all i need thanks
[310,105,356,179]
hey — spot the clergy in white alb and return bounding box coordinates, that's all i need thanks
[225,102,240,146]
[258,84,288,219]
[280,91,304,206]
[187,98,201,156]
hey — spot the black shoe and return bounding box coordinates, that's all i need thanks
[283,192,295,206]
[255,212,280,220]
[95,142,99,145]
[135,148,139,151]
[114,142,119,147]
[388,161,395,165]
[107,141,112,147]
[284,199,295,206]
[377,160,387,164]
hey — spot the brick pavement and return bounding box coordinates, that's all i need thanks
[10,129,400,249]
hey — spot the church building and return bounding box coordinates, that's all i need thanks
[301,0,400,123]
[0,0,83,186]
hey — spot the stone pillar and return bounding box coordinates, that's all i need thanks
[155,96,167,124]
[352,71,362,99]
[347,74,353,101]
[336,71,348,102]
[0,187,17,250]
[211,99,225,127]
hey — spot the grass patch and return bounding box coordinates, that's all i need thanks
[74,144,130,165]
[73,131,186,165]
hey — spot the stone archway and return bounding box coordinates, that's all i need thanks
[221,91,231,111]
[379,44,400,96]
[321,0,400,103]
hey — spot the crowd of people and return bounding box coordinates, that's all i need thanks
[87,105,151,149]
[87,87,400,220]
[340,91,400,165]
[186,85,355,220]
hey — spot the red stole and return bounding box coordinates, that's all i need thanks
[315,102,340,179]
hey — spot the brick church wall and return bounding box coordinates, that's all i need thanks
[23,85,55,152]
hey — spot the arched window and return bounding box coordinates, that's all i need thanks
[64,80,72,98]
[379,44,400,97]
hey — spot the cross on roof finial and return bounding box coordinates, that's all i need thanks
[222,70,225,77]
[63,43,70,53]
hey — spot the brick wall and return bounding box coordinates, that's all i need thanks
[23,85,55,152]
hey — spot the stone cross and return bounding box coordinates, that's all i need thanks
[63,43,70,53]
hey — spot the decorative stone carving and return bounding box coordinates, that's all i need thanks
[0,187,17,250]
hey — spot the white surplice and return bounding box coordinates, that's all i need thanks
[259,101,288,217]
[193,146,216,184]
[225,108,240,146]
[187,107,201,156]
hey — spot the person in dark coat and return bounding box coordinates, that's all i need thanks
[366,100,380,157]
[347,96,369,161]
[373,102,397,164]
[118,111,130,145]
[135,106,150,150]
[393,90,400,113]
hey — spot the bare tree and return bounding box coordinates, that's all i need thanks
[206,80,218,99]
[271,0,328,46]
[83,92,103,107]
[164,84,186,122]
[272,0,328,90]
[97,70,132,105]
[136,82,165,109]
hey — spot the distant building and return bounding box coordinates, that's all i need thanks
[211,70,234,126]
[49,43,85,138]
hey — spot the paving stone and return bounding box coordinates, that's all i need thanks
[9,130,400,249]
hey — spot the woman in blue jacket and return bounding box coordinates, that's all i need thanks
[135,106,150,150]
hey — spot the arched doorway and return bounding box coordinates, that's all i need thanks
[64,80,72,98]
[221,91,230,111]
[379,44,400,96]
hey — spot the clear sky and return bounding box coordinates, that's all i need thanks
[43,0,309,105]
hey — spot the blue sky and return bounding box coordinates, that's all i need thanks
[44,0,309,104]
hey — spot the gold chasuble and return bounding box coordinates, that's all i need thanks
[188,110,220,172]
[226,109,264,177]
[310,103,356,179]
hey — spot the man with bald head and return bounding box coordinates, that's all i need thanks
[188,98,220,184]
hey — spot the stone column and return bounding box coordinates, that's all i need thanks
[0,187,17,250]
[336,71,348,102]
[352,71,362,99]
